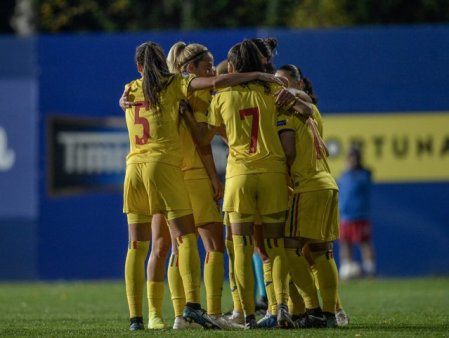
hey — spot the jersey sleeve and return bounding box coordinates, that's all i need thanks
[190,89,211,123]
[177,73,197,98]
[277,113,296,133]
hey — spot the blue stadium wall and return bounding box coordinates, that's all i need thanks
[0,25,448,280]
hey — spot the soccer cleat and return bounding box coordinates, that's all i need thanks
[225,311,245,325]
[129,317,144,331]
[335,308,349,327]
[209,314,244,329]
[293,313,310,328]
[277,304,294,328]
[183,304,220,329]
[257,311,277,328]
[148,314,166,329]
[323,312,338,328]
[305,307,327,328]
[244,315,258,330]
[173,316,202,330]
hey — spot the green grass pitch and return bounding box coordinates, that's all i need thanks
[0,278,448,337]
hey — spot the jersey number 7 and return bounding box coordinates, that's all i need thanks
[239,107,259,153]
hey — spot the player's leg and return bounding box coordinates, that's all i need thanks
[230,218,256,329]
[339,220,360,280]
[306,190,341,327]
[146,214,170,329]
[168,214,217,328]
[288,276,306,321]
[284,237,323,328]
[262,218,292,328]
[253,224,278,328]
[186,177,237,328]
[303,244,349,327]
[123,163,152,330]
[149,163,213,329]
[258,173,292,328]
[253,221,270,313]
[167,230,202,330]
[125,218,151,331]
[224,221,244,324]
[359,221,376,277]
[198,221,234,328]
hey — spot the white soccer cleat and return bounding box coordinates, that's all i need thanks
[172,316,202,330]
[225,311,245,325]
[208,314,244,329]
[335,308,350,327]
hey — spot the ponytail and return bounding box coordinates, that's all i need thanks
[135,42,171,110]
[228,39,265,73]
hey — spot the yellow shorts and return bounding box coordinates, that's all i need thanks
[224,172,289,218]
[123,162,192,223]
[184,178,222,226]
[223,212,264,226]
[285,189,339,241]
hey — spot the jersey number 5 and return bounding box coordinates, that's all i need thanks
[134,102,150,145]
[239,107,259,153]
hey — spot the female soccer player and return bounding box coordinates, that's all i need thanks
[121,41,285,331]
[182,40,311,329]
[165,41,239,330]
[276,63,343,328]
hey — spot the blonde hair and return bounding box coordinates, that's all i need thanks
[167,41,209,73]
[215,59,228,75]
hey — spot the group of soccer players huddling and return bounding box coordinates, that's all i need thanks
[119,37,349,331]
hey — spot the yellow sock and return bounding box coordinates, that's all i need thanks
[288,278,305,316]
[264,238,289,306]
[285,248,320,309]
[262,261,277,314]
[225,239,243,313]
[177,233,201,304]
[233,235,255,317]
[147,281,164,318]
[315,266,343,311]
[204,251,224,315]
[125,240,150,318]
[167,253,185,317]
[336,293,343,311]
[311,250,339,313]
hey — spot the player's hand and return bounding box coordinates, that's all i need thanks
[274,88,296,107]
[119,87,138,111]
[211,176,224,201]
[258,73,287,86]
[178,99,193,116]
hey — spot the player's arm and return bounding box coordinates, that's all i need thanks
[179,100,218,146]
[278,129,296,167]
[188,72,285,93]
[119,86,139,111]
[196,144,224,200]
[275,88,313,117]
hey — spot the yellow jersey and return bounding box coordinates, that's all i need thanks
[208,82,287,178]
[124,73,194,167]
[277,105,337,193]
[179,89,212,180]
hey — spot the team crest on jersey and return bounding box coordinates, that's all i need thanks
[277,120,287,126]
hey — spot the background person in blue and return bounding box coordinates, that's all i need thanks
[338,146,376,280]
